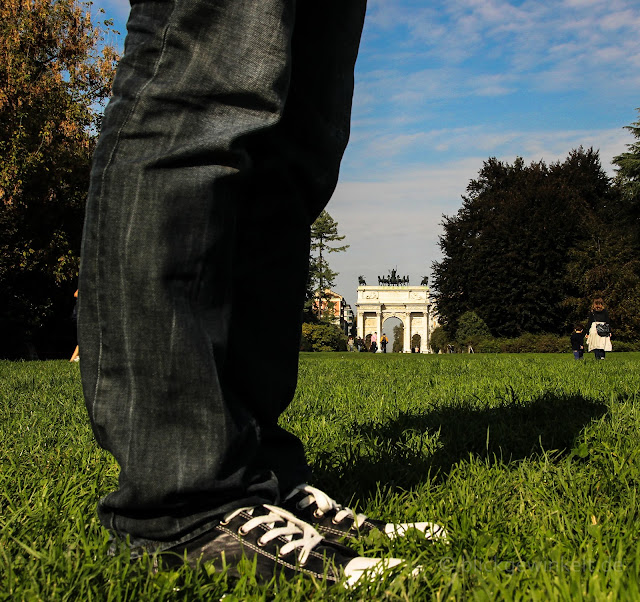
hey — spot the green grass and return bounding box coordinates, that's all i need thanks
[2,353,640,600]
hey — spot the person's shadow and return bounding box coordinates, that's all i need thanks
[310,392,608,496]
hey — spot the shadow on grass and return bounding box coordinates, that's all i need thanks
[311,392,608,495]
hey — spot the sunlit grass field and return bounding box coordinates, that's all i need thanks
[2,352,640,600]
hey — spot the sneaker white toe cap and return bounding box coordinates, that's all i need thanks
[343,557,404,587]
[384,522,448,541]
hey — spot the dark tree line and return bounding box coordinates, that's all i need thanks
[432,124,640,342]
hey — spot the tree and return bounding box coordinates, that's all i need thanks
[558,131,640,341]
[305,210,349,321]
[432,148,613,338]
[563,209,640,341]
[429,326,448,353]
[456,311,490,346]
[613,107,640,233]
[0,0,118,357]
[300,322,347,352]
[392,323,404,353]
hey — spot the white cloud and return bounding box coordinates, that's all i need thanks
[563,0,604,7]
[361,0,640,96]
[346,125,631,174]
[330,124,634,306]
[600,9,640,30]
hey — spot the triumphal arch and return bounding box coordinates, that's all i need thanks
[356,270,437,353]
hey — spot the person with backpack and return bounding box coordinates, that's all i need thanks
[380,333,389,353]
[585,297,612,360]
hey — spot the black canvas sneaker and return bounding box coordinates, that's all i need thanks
[283,484,448,544]
[159,504,409,586]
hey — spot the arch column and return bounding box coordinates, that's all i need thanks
[403,314,411,352]
[376,311,383,352]
[357,309,365,340]
[423,311,429,353]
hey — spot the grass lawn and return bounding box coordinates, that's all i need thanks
[1,352,640,600]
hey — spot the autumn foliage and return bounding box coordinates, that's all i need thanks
[0,0,118,357]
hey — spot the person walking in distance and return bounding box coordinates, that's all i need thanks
[570,324,585,360]
[370,331,378,353]
[585,297,612,360]
[347,335,355,352]
[380,333,389,353]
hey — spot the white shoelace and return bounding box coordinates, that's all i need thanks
[290,484,449,542]
[291,484,368,528]
[221,504,323,564]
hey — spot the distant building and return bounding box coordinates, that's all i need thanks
[313,289,353,335]
[344,304,355,335]
[356,282,438,353]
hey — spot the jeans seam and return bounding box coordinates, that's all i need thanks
[89,1,178,435]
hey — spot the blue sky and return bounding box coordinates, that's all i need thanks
[93,0,640,307]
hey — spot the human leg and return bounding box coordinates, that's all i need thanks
[78,0,418,583]
[221,0,367,497]
[255,8,446,542]
[79,0,309,548]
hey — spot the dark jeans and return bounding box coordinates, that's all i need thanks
[594,349,606,360]
[78,0,365,550]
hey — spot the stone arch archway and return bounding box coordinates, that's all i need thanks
[382,315,403,352]
[356,285,437,353]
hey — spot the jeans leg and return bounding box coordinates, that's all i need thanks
[222,1,366,496]
[79,0,302,547]
[79,0,366,547]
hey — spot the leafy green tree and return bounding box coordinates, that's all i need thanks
[597,110,640,338]
[305,210,348,321]
[0,0,118,357]
[560,128,640,340]
[392,323,404,352]
[456,311,491,346]
[300,323,347,352]
[429,326,448,353]
[613,108,640,233]
[432,148,613,338]
[563,227,640,340]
